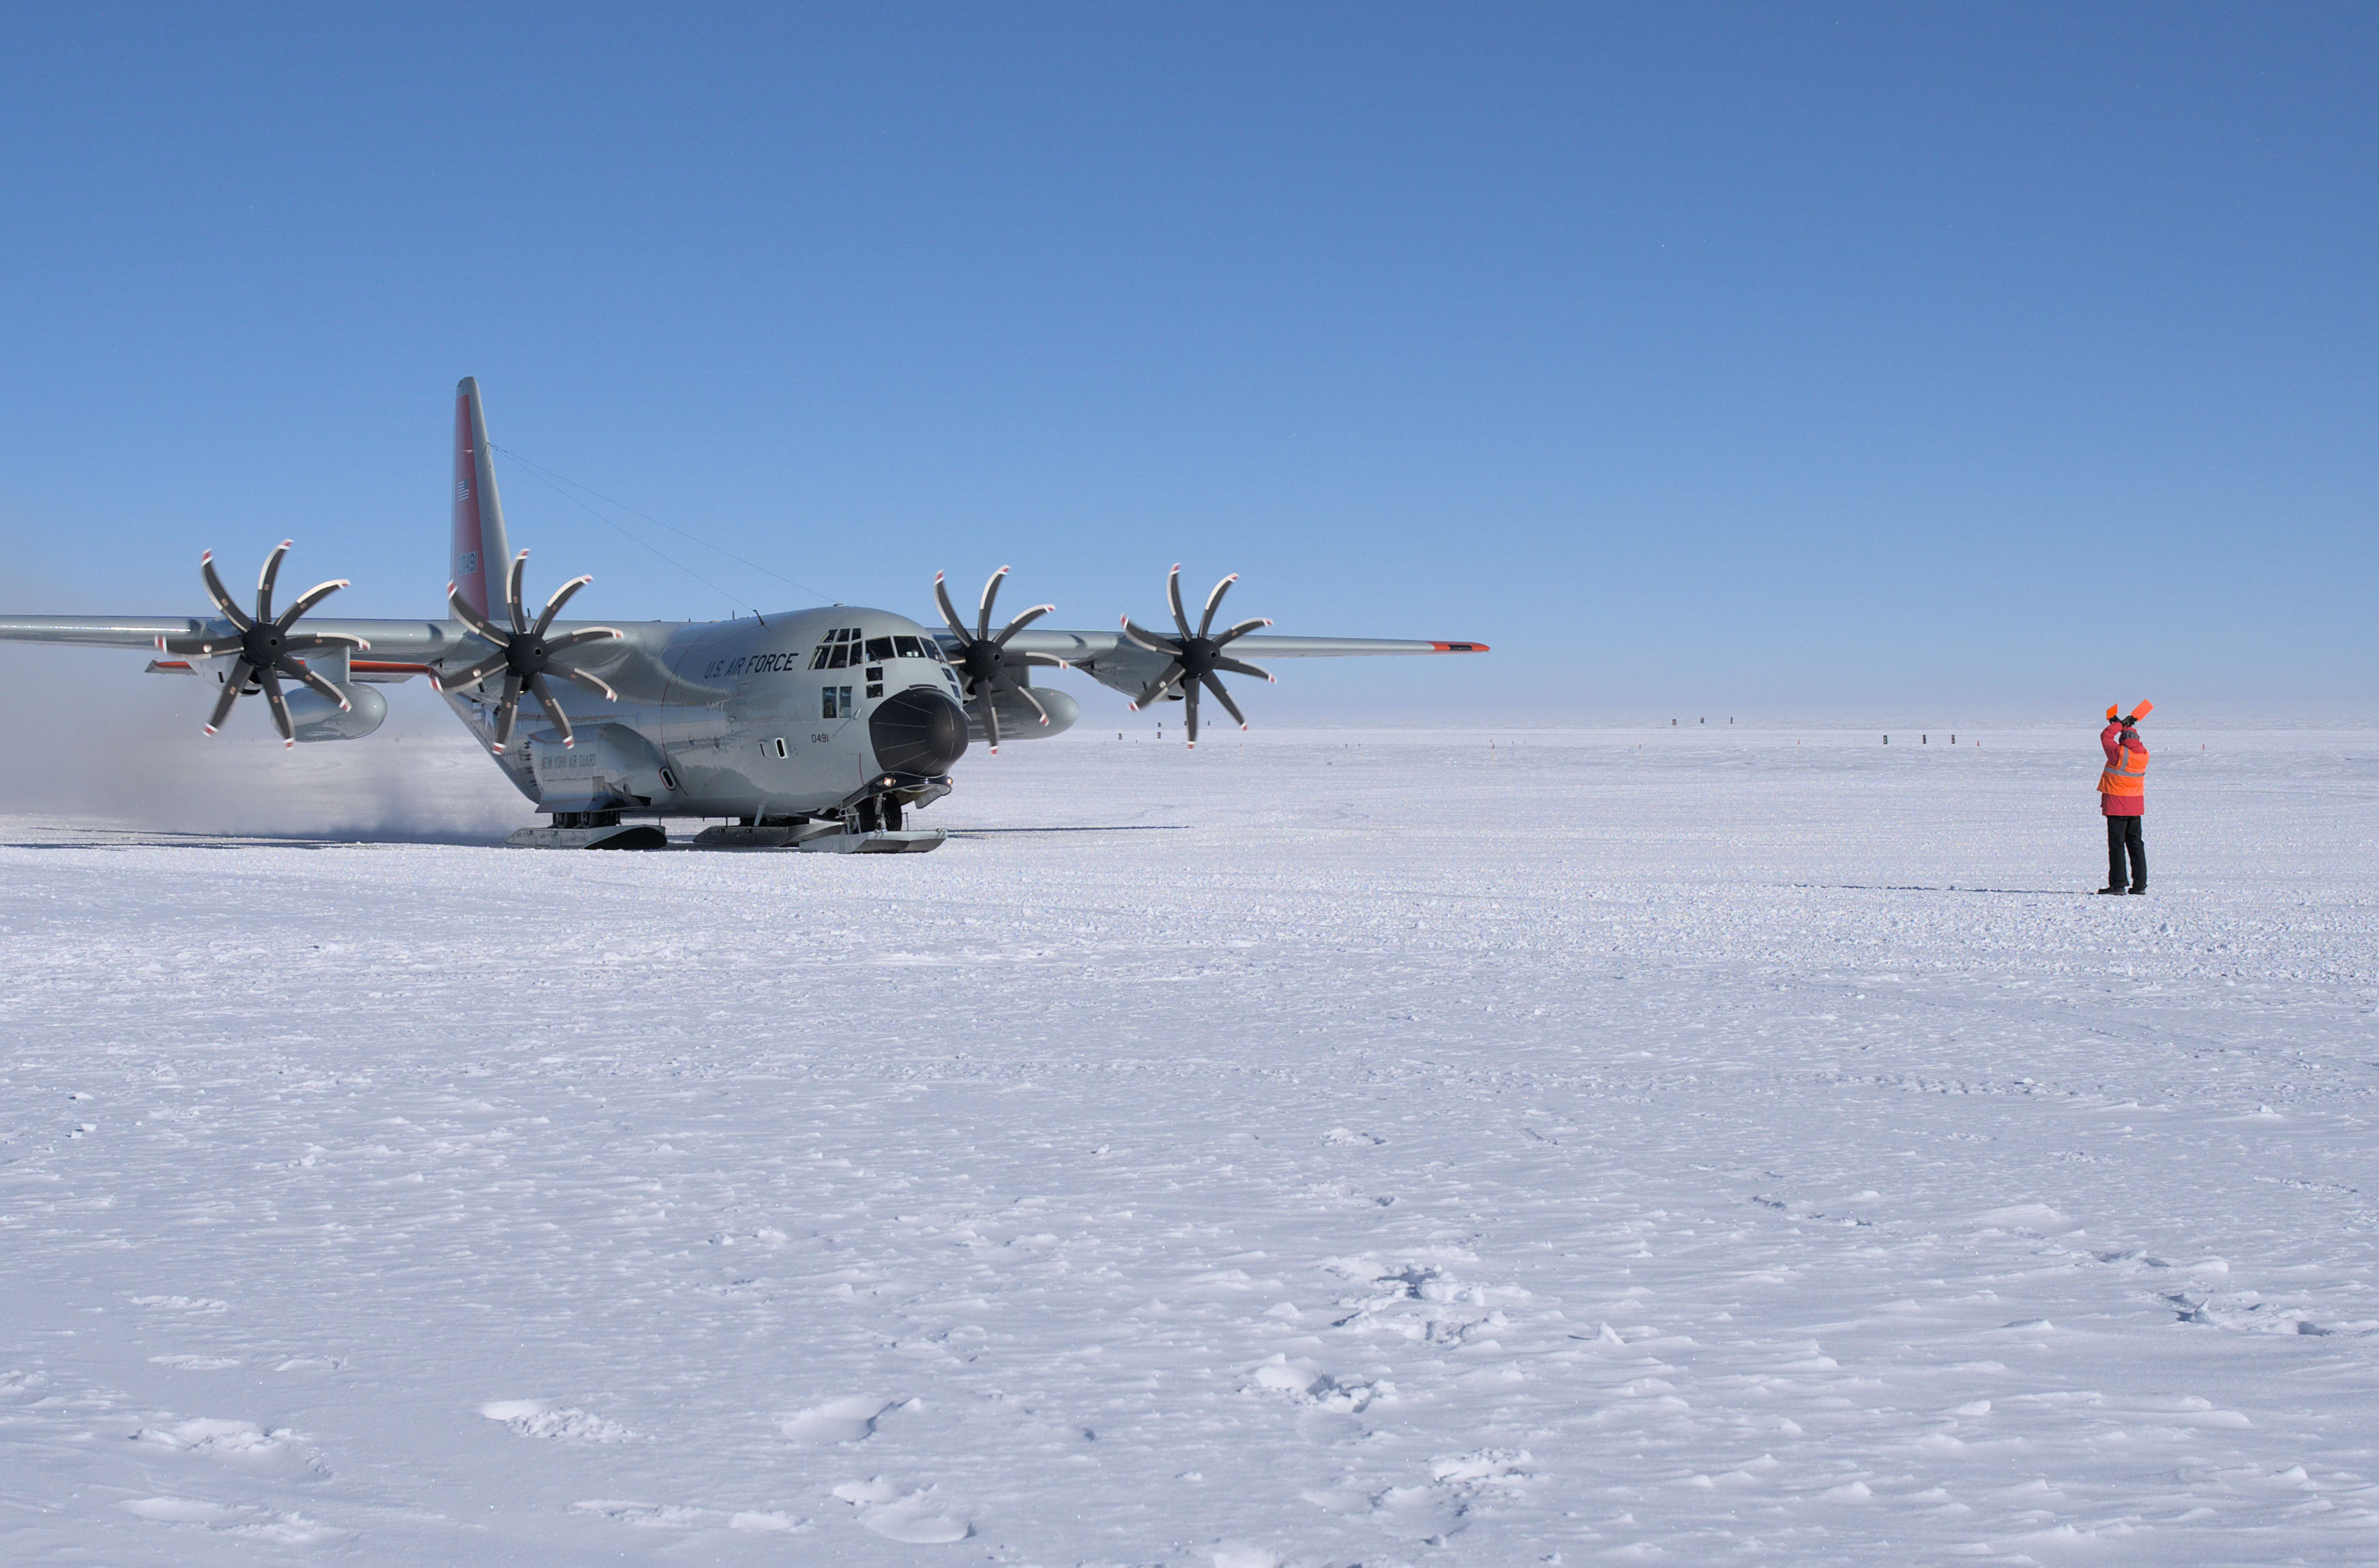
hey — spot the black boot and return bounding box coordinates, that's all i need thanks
[2097,885,2128,895]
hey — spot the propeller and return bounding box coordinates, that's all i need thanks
[156,541,367,748]
[933,565,1067,754]
[435,550,624,752]
[1121,564,1273,748]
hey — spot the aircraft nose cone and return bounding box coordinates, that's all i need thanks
[868,687,969,775]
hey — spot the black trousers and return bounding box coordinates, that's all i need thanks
[2106,814,2145,890]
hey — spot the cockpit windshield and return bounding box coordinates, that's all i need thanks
[811,626,945,670]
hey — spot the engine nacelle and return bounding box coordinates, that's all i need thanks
[966,685,1078,743]
[288,681,387,741]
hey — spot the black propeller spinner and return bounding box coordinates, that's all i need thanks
[159,541,368,747]
[933,565,1067,754]
[438,550,623,752]
[1121,564,1273,748]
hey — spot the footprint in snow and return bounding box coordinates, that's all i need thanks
[120,1497,346,1543]
[479,1399,634,1442]
[1247,1355,1391,1413]
[831,1477,971,1543]
[130,1417,287,1457]
[782,1395,915,1442]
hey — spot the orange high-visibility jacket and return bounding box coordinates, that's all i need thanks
[2098,724,2147,816]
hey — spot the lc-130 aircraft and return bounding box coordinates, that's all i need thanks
[0,379,1487,853]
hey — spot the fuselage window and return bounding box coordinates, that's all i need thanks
[865,665,884,699]
[822,685,854,720]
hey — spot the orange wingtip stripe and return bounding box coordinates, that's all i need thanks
[1432,640,1490,653]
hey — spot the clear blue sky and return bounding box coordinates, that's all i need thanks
[1,3,2369,722]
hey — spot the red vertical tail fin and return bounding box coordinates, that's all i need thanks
[449,378,514,620]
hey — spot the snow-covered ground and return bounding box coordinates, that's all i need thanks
[3,725,2376,1566]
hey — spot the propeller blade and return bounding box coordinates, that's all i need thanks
[977,565,1008,642]
[1213,655,1275,683]
[999,675,1052,726]
[1120,617,1180,655]
[278,657,349,712]
[992,604,1054,647]
[449,582,510,645]
[933,572,973,642]
[1197,574,1237,638]
[1021,651,1070,669]
[1201,672,1247,729]
[1129,660,1185,710]
[1183,679,1200,748]
[254,540,291,623]
[981,694,1002,754]
[554,664,618,702]
[505,550,531,636]
[1166,564,1190,640]
[439,649,510,691]
[490,674,523,752]
[259,669,295,747]
[274,578,349,630]
[200,552,255,630]
[532,574,594,638]
[540,627,623,655]
[529,675,574,748]
[1214,617,1271,647]
[203,664,248,733]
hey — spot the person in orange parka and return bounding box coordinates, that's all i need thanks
[2097,702,2151,894]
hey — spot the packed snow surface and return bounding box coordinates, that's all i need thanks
[3,725,2376,1565]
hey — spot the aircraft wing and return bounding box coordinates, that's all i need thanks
[0,617,690,698]
[992,629,1488,702]
[0,615,475,681]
